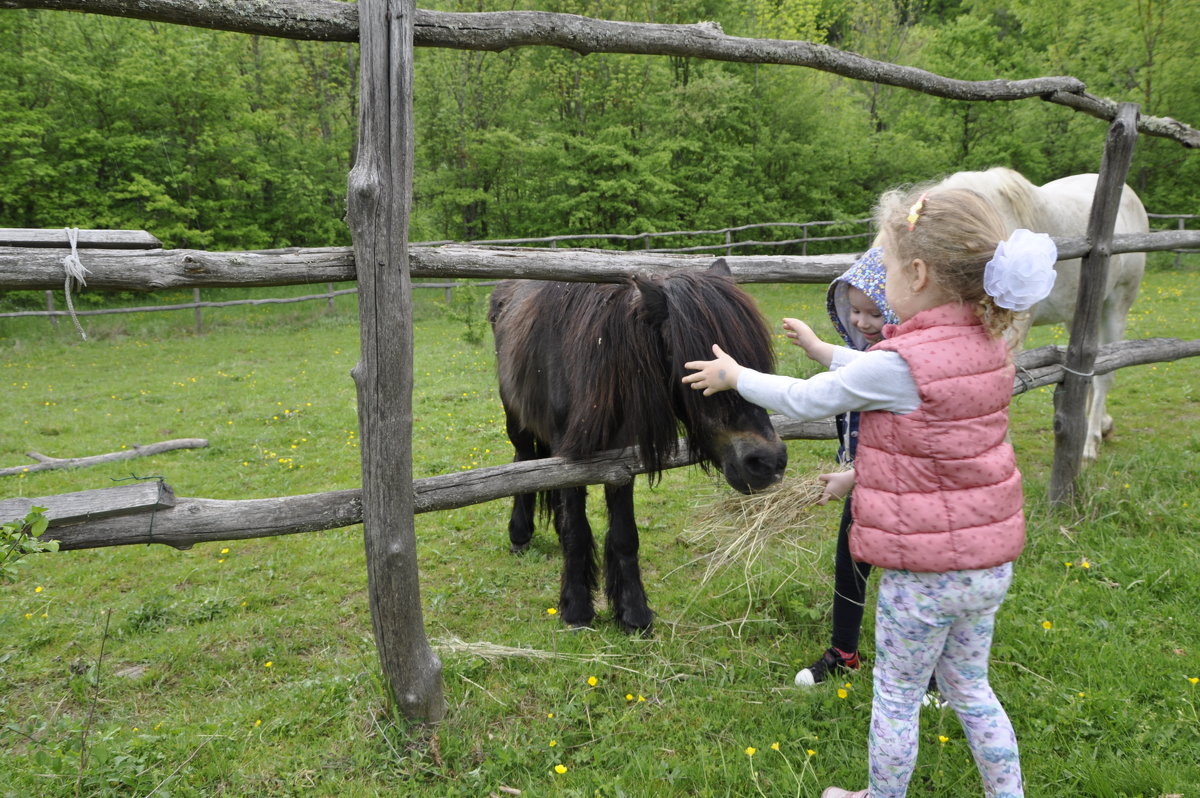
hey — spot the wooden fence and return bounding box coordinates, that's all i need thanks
[3,0,1200,724]
[4,213,1195,332]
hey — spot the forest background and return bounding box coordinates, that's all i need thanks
[1,0,1198,271]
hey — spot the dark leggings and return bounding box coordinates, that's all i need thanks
[831,496,873,654]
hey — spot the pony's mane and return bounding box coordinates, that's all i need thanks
[557,269,775,479]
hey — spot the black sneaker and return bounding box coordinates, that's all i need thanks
[794,647,860,687]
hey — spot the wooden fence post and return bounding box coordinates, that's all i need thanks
[346,0,445,722]
[193,287,203,334]
[1049,102,1140,505]
[1176,217,1185,269]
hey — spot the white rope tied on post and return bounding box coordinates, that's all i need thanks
[62,227,90,341]
[1061,364,1095,378]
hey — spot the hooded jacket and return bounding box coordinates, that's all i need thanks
[827,247,899,463]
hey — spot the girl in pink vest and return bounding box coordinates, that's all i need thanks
[683,185,1058,798]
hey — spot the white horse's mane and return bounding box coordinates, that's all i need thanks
[938,166,1042,230]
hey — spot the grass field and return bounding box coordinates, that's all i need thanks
[1,261,1198,797]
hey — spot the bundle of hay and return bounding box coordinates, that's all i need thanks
[681,470,840,588]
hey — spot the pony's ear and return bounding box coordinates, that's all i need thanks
[634,273,669,327]
[708,257,732,277]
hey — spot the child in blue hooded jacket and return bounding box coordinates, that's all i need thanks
[782,248,899,687]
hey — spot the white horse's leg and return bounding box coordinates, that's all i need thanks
[1082,261,1140,461]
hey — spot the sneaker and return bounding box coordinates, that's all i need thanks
[795,647,860,687]
[821,788,868,798]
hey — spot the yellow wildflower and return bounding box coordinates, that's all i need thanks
[745,747,756,757]
[554,764,568,775]
[587,676,597,687]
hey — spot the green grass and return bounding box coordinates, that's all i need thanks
[1,262,1198,797]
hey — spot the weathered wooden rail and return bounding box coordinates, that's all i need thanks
[17,336,1198,553]
[4,232,1200,291]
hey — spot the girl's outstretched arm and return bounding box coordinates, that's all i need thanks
[682,344,744,396]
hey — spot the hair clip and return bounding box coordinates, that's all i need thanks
[906,192,929,231]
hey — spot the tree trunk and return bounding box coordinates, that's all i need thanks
[346,0,444,723]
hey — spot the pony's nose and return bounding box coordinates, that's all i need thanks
[746,448,787,480]
[737,443,788,490]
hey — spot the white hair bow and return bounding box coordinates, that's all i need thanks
[983,228,1058,311]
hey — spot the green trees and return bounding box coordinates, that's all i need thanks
[0,12,355,249]
[0,1,1196,250]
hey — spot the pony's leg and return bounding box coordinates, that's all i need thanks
[505,416,538,553]
[554,486,597,627]
[603,482,653,632]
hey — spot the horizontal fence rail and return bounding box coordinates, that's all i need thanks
[2,219,1197,330]
[1147,212,1200,267]
[25,336,1200,552]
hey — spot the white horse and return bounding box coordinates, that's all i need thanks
[889,167,1149,461]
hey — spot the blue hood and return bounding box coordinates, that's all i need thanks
[826,247,899,350]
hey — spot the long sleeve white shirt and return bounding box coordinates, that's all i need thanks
[736,345,921,420]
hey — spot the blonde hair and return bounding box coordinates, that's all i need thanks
[875,183,1015,338]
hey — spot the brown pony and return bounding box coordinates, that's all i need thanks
[488,259,787,631]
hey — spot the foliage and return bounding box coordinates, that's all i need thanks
[0,506,56,583]
[437,280,491,346]
[3,2,1198,250]
[0,266,1197,795]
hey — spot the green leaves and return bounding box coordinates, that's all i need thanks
[1,505,56,583]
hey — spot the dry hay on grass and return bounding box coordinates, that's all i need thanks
[680,470,838,591]
[431,636,660,678]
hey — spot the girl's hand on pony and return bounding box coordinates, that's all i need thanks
[683,344,744,396]
[818,469,856,505]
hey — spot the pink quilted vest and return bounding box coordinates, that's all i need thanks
[850,303,1025,572]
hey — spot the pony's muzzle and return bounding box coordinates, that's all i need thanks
[722,436,788,494]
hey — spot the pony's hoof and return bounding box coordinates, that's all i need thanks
[561,612,595,630]
[617,608,654,635]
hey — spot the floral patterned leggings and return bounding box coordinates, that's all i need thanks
[868,563,1023,798]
